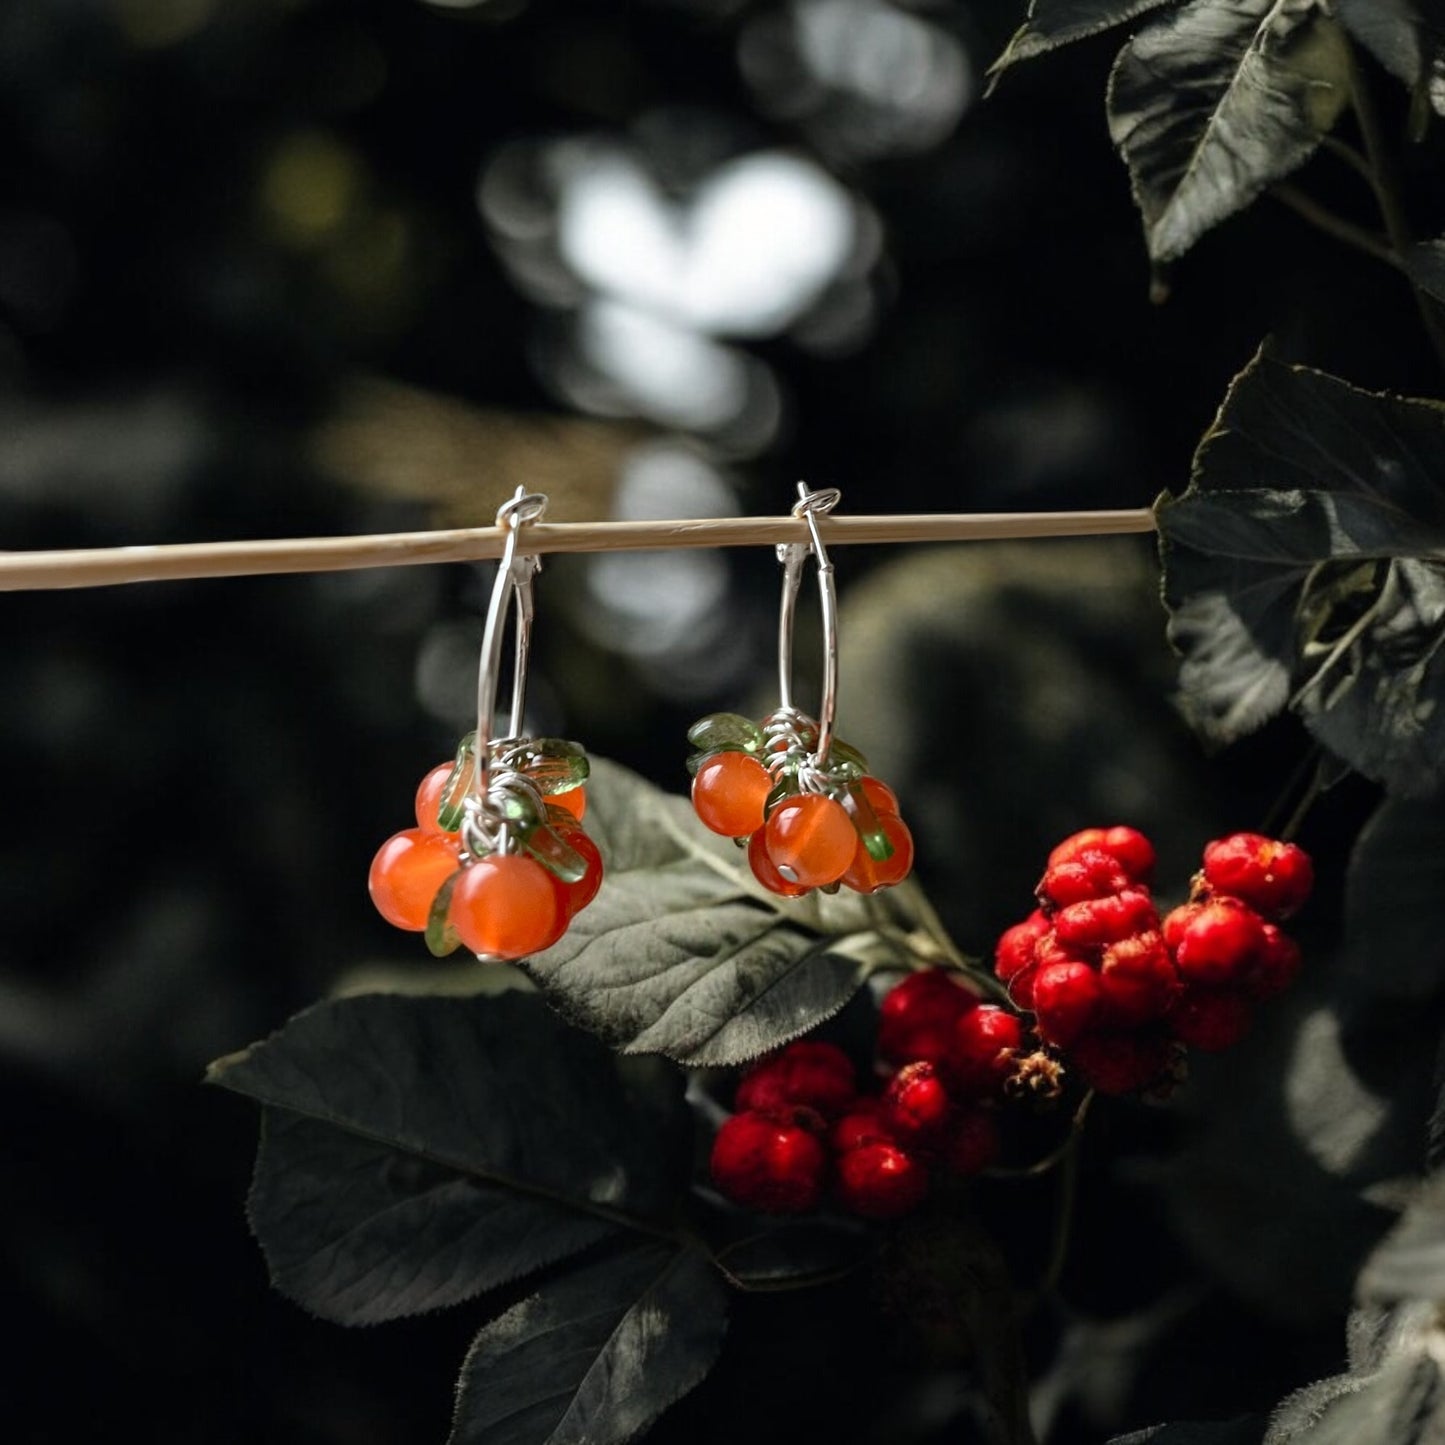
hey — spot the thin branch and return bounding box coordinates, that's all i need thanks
[1271,183,1400,270]
[0,508,1158,592]
[1320,134,1381,195]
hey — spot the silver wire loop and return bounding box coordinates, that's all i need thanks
[473,488,547,805]
[775,481,841,770]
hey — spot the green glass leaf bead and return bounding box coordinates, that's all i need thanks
[687,712,765,754]
[827,737,870,773]
[762,775,795,820]
[842,781,895,863]
[424,868,464,958]
[686,742,758,777]
[518,818,588,884]
[495,737,591,795]
[437,732,478,833]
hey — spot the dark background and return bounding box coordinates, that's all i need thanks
[2,2,1436,1442]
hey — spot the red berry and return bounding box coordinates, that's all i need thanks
[858,776,901,818]
[1099,931,1178,1026]
[449,853,567,959]
[834,1141,928,1219]
[877,969,977,1066]
[943,1005,1023,1097]
[764,793,857,888]
[841,813,915,893]
[550,786,587,822]
[747,828,810,897]
[1031,961,1103,1046]
[710,1109,829,1214]
[1201,832,1314,920]
[414,763,459,837]
[368,828,462,932]
[735,1041,857,1119]
[938,1108,1000,1178]
[1053,886,1159,951]
[1170,989,1252,1052]
[692,751,773,839]
[1038,849,1131,908]
[553,823,603,917]
[1068,1030,1173,1096]
[1246,923,1303,1002]
[1173,897,1267,987]
[882,1060,953,1146]
[1047,826,1155,883]
[830,1099,893,1154]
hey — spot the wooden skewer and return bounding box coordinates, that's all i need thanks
[0,508,1158,592]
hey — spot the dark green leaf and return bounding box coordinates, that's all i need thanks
[1344,799,1445,999]
[1359,1172,1445,1303]
[1270,1344,1445,1444]
[710,1216,870,1289]
[207,992,691,1324]
[989,0,1176,81]
[1157,352,1445,792]
[1106,0,1350,262]
[1405,240,1445,305]
[1335,0,1445,112]
[449,1241,728,1445]
[523,758,905,1067]
[1109,1419,1264,1444]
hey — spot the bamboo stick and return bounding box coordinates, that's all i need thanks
[0,508,1158,592]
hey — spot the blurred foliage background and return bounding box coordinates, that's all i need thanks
[1,1,1434,1441]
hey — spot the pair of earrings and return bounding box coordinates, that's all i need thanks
[368,483,913,963]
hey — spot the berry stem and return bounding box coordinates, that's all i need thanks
[1036,1121,1083,1301]
[983,1089,1093,1181]
[885,877,1010,1004]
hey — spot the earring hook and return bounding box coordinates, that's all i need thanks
[776,481,841,767]
[474,487,548,799]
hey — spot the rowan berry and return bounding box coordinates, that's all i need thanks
[943,1005,1024,1097]
[1068,1029,1174,1096]
[881,1060,953,1146]
[710,1109,829,1214]
[830,1099,893,1154]
[691,750,773,839]
[1099,931,1178,1025]
[995,911,1049,983]
[1246,923,1303,1002]
[764,793,857,888]
[938,1108,1000,1178]
[1170,989,1253,1052]
[840,813,915,893]
[1038,849,1131,908]
[735,1040,858,1119]
[877,969,977,1066]
[834,1140,929,1219]
[369,828,463,932]
[1047,826,1155,883]
[449,853,567,960]
[1053,886,1159,950]
[1201,832,1314,920]
[1161,902,1202,952]
[1032,961,1103,1046]
[1172,896,1267,987]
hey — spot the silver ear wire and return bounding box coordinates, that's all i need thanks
[775,482,841,768]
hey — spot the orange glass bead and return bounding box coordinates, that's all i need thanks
[858,775,900,819]
[556,825,603,916]
[764,794,856,888]
[369,828,462,931]
[551,787,587,822]
[692,750,774,838]
[748,828,810,898]
[841,814,915,894]
[449,853,566,959]
[414,763,458,836]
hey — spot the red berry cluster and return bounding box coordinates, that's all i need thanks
[368,736,603,961]
[994,827,1313,1095]
[687,710,914,897]
[709,972,1024,1220]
